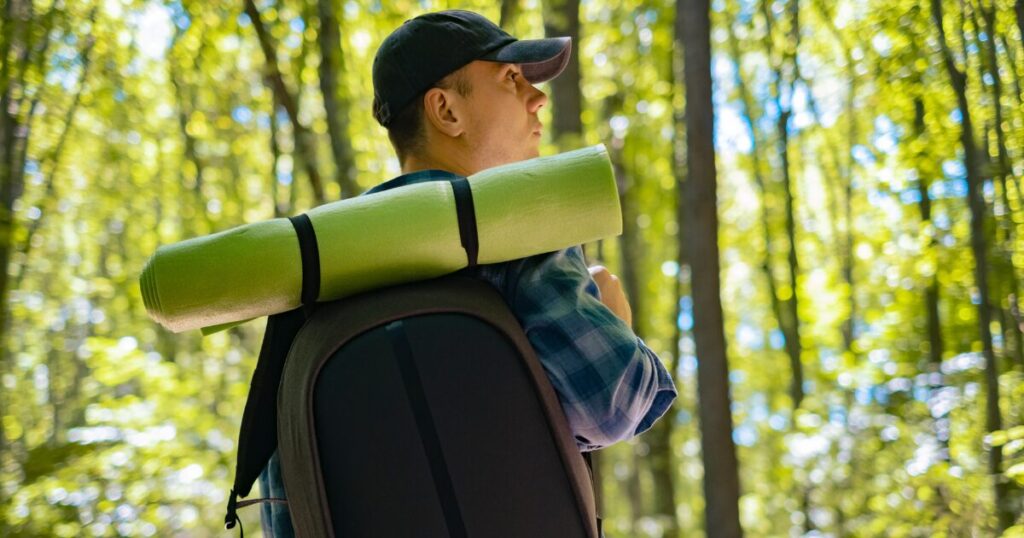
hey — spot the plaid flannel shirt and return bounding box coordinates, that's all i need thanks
[258,169,678,536]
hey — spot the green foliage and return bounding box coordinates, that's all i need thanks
[1,0,1023,535]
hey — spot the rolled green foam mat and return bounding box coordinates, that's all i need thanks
[140,144,621,334]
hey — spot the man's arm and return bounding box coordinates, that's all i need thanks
[497,245,678,451]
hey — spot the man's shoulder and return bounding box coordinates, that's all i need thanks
[455,245,592,306]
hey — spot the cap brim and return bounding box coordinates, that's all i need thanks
[479,36,571,84]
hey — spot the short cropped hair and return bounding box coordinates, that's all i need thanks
[380,66,473,165]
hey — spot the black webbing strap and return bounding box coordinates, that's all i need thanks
[288,213,321,312]
[386,320,469,538]
[449,177,479,267]
[583,451,603,536]
[226,213,322,531]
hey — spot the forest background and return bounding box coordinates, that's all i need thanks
[1,0,1023,536]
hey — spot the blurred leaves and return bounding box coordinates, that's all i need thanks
[0,0,1022,535]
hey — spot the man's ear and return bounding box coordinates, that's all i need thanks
[422,87,464,139]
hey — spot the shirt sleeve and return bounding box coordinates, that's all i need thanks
[493,245,678,452]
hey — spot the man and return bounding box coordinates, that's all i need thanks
[259,10,677,536]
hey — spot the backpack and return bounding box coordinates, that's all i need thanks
[225,273,603,537]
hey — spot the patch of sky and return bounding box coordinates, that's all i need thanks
[819,348,838,372]
[681,353,698,373]
[344,1,359,17]
[714,55,734,90]
[48,62,80,91]
[256,112,270,130]
[168,2,190,30]
[729,369,746,384]
[872,33,893,57]
[949,108,962,123]
[768,413,788,431]
[639,27,653,48]
[913,385,930,404]
[768,328,785,350]
[290,17,305,33]
[941,177,968,199]
[828,405,846,424]
[733,423,758,447]
[232,106,253,124]
[749,60,773,103]
[610,115,629,139]
[748,393,769,420]
[125,56,144,77]
[872,115,900,155]
[866,187,886,207]
[734,0,756,22]
[237,12,251,27]
[791,84,815,131]
[757,110,777,139]
[983,179,994,199]
[718,102,752,154]
[737,322,763,350]
[899,188,921,205]
[133,3,172,60]
[679,310,693,331]
[851,144,875,166]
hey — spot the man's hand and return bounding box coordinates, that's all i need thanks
[588,265,633,328]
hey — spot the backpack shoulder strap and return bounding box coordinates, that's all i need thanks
[224,305,312,530]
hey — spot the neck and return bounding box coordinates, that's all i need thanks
[401,141,477,177]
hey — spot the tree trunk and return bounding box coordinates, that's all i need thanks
[541,0,582,149]
[678,1,743,535]
[500,0,520,28]
[317,0,358,199]
[1016,0,1024,51]
[0,0,65,475]
[931,0,1012,531]
[760,0,804,411]
[914,100,944,368]
[244,0,326,205]
[978,0,1024,368]
[270,101,284,218]
[609,134,648,532]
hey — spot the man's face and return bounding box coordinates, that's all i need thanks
[453,60,548,171]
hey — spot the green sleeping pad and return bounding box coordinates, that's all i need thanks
[139,145,621,335]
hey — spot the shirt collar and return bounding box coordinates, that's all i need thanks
[364,168,462,196]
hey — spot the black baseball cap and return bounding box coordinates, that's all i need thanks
[371,10,572,127]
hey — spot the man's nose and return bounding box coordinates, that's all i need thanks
[526,84,548,114]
